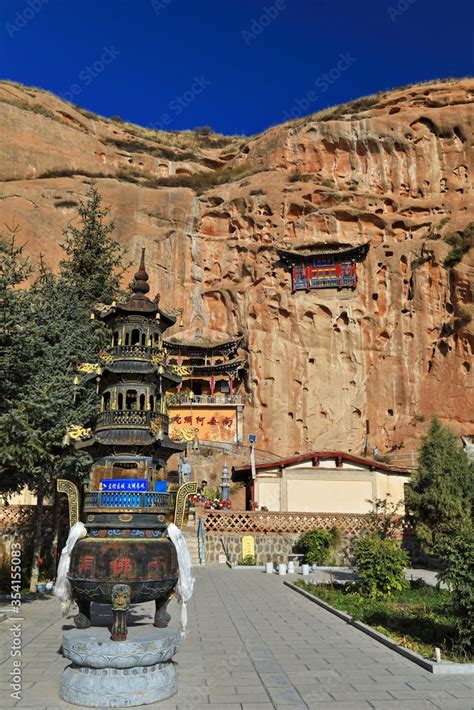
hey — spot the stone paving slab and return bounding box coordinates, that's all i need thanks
[1,567,473,709]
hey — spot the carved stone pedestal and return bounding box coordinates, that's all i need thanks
[60,626,180,707]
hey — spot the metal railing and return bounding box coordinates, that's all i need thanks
[84,491,169,510]
[385,451,419,470]
[168,394,245,406]
[294,276,356,290]
[194,440,283,465]
[108,344,157,358]
[96,410,169,432]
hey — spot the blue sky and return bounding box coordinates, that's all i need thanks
[0,0,472,135]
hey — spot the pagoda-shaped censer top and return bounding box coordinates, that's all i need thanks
[57,249,196,641]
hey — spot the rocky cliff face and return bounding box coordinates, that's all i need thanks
[1,79,473,459]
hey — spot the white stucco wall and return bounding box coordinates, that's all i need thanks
[286,478,374,513]
[254,463,410,514]
[256,477,281,511]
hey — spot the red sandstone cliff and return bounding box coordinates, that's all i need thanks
[1,79,473,458]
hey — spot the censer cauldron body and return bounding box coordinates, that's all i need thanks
[58,251,196,641]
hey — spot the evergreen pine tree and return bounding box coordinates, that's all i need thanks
[406,418,473,549]
[60,183,126,303]
[0,185,126,589]
[0,227,33,415]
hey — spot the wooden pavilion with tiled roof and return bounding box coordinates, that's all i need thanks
[277,241,370,291]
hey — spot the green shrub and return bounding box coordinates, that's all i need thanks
[353,534,408,598]
[241,555,256,566]
[297,529,338,565]
[330,526,342,549]
[444,248,465,268]
[454,308,472,330]
[193,125,213,136]
[78,107,102,120]
[435,531,473,657]
[443,223,474,268]
[39,168,112,180]
[145,164,264,194]
[364,495,404,539]
[54,200,79,209]
[287,172,314,183]
[0,96,58,122]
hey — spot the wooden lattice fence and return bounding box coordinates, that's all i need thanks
[0,505,70,572]
[201,510,397,536]
[0,505,54,533]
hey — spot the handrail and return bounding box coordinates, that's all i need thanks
[195,440,283,464]
[197,516,206,566]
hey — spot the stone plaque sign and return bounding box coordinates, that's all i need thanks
[242,535,255,559]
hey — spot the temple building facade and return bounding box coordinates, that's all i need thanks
[278,242,370,292]
[164,333,247,445]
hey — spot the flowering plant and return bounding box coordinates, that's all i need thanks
[204,498,231,510]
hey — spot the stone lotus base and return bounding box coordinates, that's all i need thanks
[60,663,176,708]
[60,627,180,707]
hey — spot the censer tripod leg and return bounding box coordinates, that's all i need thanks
[153,597,171,628]
[74,599,91,629]
[110,584,131,641]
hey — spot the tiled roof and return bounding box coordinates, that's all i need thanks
[277,241,370,263]
[232,450,408,481]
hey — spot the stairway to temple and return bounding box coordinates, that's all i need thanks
[194,440,283,466]
[182,523,201,567]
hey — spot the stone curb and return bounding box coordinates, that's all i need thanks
[284,581,474,675]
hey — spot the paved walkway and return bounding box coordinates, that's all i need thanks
[0,567,472,709]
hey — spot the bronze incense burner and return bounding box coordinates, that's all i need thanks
[58,251,196,640]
